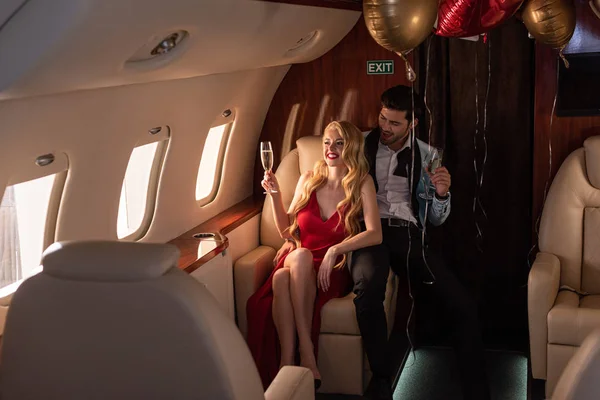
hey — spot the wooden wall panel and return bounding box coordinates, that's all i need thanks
[532,0,600,233]
[254,19,413,188]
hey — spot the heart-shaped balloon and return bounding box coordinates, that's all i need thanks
[436,0,525,38]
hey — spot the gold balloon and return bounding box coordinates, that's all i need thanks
[522,0,576,49]
[363,0,439,54]
[591,0,600,19]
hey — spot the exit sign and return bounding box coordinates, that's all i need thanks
[367,60,394,75]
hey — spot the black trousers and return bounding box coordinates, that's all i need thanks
[350,222,490,400]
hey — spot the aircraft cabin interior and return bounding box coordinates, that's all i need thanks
[1,0,600,399]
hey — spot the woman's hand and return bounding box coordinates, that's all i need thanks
[317,246,338,292]
[274,240,296,265]
[261,170,280,194]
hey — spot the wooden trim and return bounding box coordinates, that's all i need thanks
[169,196,264,273]
[254,19,414,189]
[532,1,600,235]
[257,0,362,11]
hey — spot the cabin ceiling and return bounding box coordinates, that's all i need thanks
[0,0,360,100]
[0,0,362,245]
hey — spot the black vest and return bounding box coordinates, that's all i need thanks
[364,127,422,225]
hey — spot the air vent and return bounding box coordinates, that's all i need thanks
[126,30,189,65]
[150,33,182,56]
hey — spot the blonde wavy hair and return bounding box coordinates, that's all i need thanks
[287,121,369,269]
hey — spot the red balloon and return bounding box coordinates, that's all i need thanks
[436,0,525,38]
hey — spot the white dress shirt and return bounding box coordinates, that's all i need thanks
[375,140,418,223]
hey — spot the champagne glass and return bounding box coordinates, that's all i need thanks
[428,147,444,174]
[260,141,278,193]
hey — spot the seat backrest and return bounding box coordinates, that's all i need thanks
[552,328,600,400]
[0,241,265,400]
[540,136,600,293]
[260,136,323,248]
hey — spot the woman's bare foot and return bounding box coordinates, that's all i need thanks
[299,348,321,381]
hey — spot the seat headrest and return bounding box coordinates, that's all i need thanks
[585,136,600,189]
[296,135,323,173]
[41,241,180,282]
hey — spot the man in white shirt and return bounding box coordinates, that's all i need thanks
[354,85,489,400]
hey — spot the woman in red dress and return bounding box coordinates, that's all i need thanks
[246,121,382,389]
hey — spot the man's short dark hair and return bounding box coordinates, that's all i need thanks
[380,85,422,121]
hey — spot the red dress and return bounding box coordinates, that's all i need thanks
[246,191,353,388]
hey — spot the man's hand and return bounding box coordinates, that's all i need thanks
[428,166,451,197]
[274,240,295,265]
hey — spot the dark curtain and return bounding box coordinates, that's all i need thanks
[412,18,534,351]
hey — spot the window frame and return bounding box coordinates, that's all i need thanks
[196,112,235,207]
[118,126,170,242]
[0,152,69,303]
[43,170,67,249]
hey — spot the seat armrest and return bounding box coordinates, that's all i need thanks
[233,246,276,338]
[528,252,561,379]
[265,366,315,400]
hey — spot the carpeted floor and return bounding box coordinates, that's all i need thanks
[394,347,528,400]
[316,347,529,400]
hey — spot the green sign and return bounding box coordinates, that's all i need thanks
[367,60,394,75]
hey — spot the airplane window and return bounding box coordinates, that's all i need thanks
[195,122,232,203]
[0,174,56,290]
[117,139,166,240]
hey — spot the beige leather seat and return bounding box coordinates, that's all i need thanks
[235,136,398,395]
[0,241,314,400]
[528,136,600,397]
[552,328,600,400]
